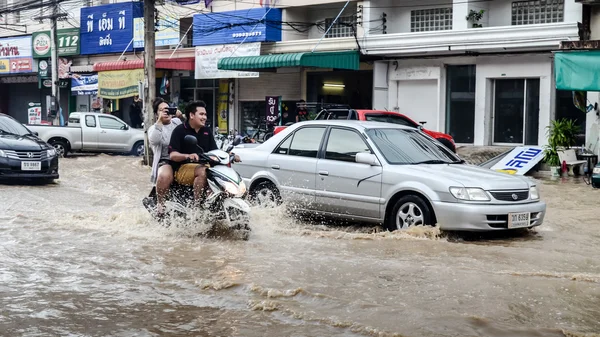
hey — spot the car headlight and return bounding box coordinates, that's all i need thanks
[0,149,5,158]
[594,167,600,174]
[529,185,540,200]
[47,148,56,157]
[449,187,490,201]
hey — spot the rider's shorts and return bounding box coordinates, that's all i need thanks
[174,163,207,185]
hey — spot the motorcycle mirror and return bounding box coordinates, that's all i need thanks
[233,137,242,146]
[184,135,198,147]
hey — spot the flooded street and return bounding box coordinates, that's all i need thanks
[1,155,599,337]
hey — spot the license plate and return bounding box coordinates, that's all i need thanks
[21,161,41,171]
[508,212,530,228]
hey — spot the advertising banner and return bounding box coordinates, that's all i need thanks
[80,2,143,55]
[98,68,144,99]
[195,42,260,79]
[32,28,80,58]
[0,36,33,74]
[217,79,229,132]
[133,16,179,48]
[27,103,42,125]
[71,73,98,96]
[193,7,281,46]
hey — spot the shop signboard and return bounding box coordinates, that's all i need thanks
[0,36,33,74]
[98,68,144,99]
[71,73,98,96]
[195,42,260,79]
[32,28,80,58]
[490,146,544,175]
[133,16,179,48]
[265,96,281,125]
[217,79,229,132]
[193,7,282,46]
[80,2,143,55]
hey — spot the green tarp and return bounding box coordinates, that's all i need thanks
[555,51,600,91]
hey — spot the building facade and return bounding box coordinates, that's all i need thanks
[0,0,589,147]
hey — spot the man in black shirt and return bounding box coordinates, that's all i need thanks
[169,101,219,203]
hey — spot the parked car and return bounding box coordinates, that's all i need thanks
[0,113,59,183]
[273,108,456,152]
[233,120,545,232]
[27,112,145,157]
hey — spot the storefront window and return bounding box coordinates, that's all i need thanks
[556,90,586,146]
[239,100,296,138]
[306,70,373,109]
[445,65,476,143]
[493,78,540,145]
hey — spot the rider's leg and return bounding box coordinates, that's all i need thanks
[156,163,173,213]
[193,165,208,203]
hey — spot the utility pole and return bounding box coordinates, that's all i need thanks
[143,0,156,166]
[35,1,67,125]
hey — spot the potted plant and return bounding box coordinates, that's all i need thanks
[544,118,581,176]
[466,9,485,28]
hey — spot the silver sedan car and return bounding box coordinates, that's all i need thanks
[233,120,546,231]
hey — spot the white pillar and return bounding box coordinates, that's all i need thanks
[563,0,583,24]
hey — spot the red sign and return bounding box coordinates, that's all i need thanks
[10,58,32,72]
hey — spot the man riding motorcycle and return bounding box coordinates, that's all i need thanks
[168,100,240,205]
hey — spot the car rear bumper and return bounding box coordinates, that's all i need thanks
[0,156,59,180]
[432,200,546,231]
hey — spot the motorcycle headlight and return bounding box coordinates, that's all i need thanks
[216,177,246,197]
[449,187,490,201]
[0,149,6,158]
[529,185,540,200]
[47,148,56,157]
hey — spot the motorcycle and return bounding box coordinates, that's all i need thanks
[142,135,251,240]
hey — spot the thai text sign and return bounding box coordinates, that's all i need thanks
[80,2,143,55]
[133,16,179,48]
[98,69,144,99]
[0,36,33,74]
[195,42,260,79]
[32,28,80,58]
[265,96,280,124]
[490,146,544,175]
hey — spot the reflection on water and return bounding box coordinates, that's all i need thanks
[0,155,599,337]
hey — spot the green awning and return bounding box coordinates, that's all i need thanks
[217,50,360,71]
[555,51,600,91]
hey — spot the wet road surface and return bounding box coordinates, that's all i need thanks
[1,155,599,337]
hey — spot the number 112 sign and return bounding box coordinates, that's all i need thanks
[32,28,80,59]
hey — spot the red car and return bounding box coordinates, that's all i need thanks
[273,108,456,152]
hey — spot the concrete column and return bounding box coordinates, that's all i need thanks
[563,0,583,24]
[452,0,469,30]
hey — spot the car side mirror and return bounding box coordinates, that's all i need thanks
[31,131,39,136]
[122,124,129,130]
[355,152,380,166]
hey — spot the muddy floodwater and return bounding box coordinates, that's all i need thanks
[1,155,599,337]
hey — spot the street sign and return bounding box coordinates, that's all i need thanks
[32,28,80,58]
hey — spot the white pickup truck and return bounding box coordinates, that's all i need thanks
[27,112,145,157]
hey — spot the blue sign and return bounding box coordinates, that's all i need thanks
[80,2,143,55]
[490,146,544,175]
[193,7,282,46]
[71,74,98,96]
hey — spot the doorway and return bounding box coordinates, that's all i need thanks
[492,78,540,145]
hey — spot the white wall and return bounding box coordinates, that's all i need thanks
[306,2,358,39]
[381,54,554,146]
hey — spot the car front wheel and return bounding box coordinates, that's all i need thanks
[250,181,281,208]
[386,195,434,231]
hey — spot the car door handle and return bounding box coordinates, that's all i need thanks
[318,171,329,176]
[271,165,280,170]
[101,130,107,133]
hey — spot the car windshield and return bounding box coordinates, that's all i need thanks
[365,128,462,165]
[365,114,417,127]
[0,115,32,136]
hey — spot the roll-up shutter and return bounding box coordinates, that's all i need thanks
[238,72,301,101]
